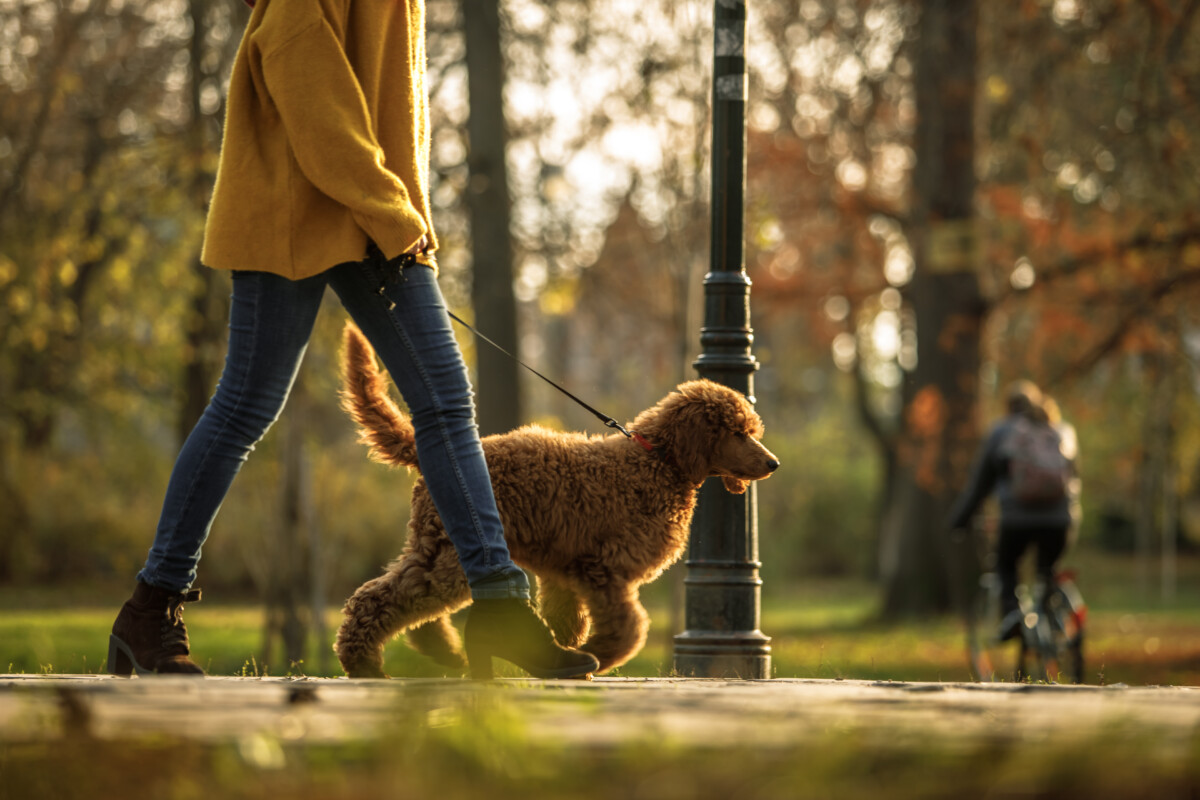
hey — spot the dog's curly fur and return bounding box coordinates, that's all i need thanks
[334,322,779,677]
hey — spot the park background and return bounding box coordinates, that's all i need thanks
[1,0,1198,684]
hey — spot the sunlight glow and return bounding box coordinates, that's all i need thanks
[836,159,867,191]
[1011,257,1036,290]
[832,332,857,371]
[823,295,850,322]
[871,310,900,359]
[884,245,914,286]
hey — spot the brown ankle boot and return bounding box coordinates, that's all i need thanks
[107,582,206,676]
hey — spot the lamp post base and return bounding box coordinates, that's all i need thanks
[673,631,772,679]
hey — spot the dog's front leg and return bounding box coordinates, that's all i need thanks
[335,573,401,678]
[406,616,468,669]
[335,538,470,678]
[536,575,590,649]
[576,584,650,674]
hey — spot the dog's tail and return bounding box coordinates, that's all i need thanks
[340,322,420,470]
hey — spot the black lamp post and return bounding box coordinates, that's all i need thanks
[672,0,771,679]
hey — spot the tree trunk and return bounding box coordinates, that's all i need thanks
[0,429,29,582]
[178,0,228,444]
[178,268,226,444]
[879,0,983,618]
[463,0,521,436]
[263,378,314,670]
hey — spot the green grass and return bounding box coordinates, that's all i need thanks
[1,548,1197,685]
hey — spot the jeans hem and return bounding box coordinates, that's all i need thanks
[469,587,532,601]
[468,569,531,601]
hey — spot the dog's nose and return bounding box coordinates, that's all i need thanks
[767,458,780,473]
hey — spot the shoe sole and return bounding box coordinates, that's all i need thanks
[107,635,205,677]
[468,650,600,681]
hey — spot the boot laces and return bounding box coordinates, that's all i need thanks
[161,590,201,652]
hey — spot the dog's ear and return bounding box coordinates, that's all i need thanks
[666,402,718,485]
[721,476,750,495]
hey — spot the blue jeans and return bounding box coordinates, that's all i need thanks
[138,254,529,601]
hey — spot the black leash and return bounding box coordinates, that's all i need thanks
[445,310,653,451]
[371,248,651,450]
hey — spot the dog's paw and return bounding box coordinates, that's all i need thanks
[342,661,389,679]
[430,651,468,670]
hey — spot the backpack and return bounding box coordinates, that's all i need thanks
[1002,416,1069,507]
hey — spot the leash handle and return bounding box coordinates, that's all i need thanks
[446,310,639,441]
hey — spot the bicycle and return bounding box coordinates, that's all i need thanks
[964,530,1087,684]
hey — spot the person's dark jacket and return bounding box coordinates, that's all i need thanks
[947,414,1074,531]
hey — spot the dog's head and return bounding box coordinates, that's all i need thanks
[631,380,779,493]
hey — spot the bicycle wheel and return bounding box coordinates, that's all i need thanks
[1046,578,1087,684]
[1015,582,1053,683]
[1022,612,1055,683]
[1017,628,1047,683]
[967,572,1009,681]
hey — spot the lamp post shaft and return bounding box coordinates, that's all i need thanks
[672,0,771,680]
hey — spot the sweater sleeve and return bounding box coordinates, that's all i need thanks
[946,425,1004,531]
[258,18,427,257]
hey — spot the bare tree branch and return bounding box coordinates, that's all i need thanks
[1050,267,1200,387]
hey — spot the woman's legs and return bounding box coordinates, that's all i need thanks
[328,256,528,600]
[138,270,328,592]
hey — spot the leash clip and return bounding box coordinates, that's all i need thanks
[605,419,631,437]
[605,420,654,452]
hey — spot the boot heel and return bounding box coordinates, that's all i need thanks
[107,635,134,677]
[466,641,494,681]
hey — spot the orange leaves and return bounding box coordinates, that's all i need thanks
[907,385,946,439]
[937,312,983,356]
[902,385,948,495]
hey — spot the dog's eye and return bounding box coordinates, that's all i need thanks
[733,431,747,440]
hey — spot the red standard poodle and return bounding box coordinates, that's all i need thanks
[334,323,779,677]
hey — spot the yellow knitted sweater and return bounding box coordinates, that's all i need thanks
[202,0,436,279]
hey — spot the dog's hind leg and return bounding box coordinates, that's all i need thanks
[576,584,651,674]
[535,575,590,649]
[335,539,469,678]
[405,615,467,670]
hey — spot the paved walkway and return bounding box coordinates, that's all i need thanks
[2,675,1198,750]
